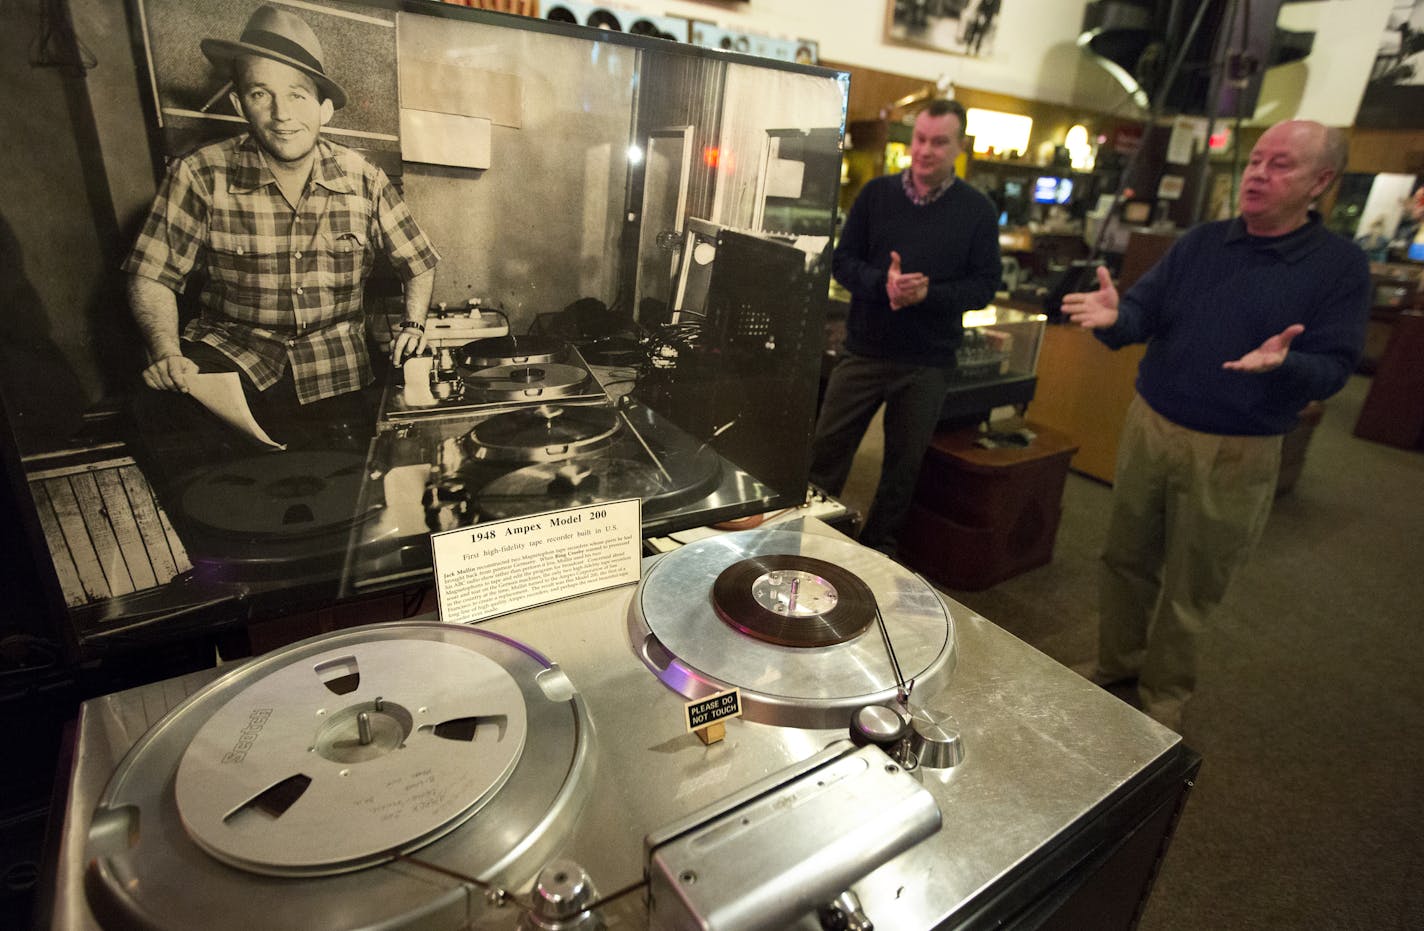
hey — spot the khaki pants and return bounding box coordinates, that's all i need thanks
[1098,395,1281,726]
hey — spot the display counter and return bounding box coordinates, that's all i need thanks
[1361,263,1422,374]
[1028,323,1145,483]
[1355,309,1424,449]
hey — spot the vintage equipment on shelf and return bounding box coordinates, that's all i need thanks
[345,331,750,595]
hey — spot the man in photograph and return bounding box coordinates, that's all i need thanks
[124,4,439,477]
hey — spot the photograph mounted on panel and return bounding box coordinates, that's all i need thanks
[1356,0,1424,129]
[0,0,846,653]
[137,0,401,161]
[886,0,1001,58]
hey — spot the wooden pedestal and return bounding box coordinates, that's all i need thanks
[1355,310,1424,449]
[899,422,1079,591]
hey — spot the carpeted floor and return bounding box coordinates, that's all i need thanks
[838,373,1424,930]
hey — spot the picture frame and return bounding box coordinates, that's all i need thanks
[884,0,1002,58]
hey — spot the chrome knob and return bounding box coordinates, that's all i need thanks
[910,706,965,769]
[520,858,603,930]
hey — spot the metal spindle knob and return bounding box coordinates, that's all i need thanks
[849,703,908,752]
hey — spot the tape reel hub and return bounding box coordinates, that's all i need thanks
[711,555,875,647]
[753,569,836,616]
[311,699,412,764]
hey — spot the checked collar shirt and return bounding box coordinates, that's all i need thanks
[900,168,955,207]
[124,134,440,404]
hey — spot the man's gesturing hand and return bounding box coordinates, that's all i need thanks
[1061,265,1120,329]
[886,250,929,310]
[1223,324,1304,373]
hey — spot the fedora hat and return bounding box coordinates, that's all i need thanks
[201,5,348,110]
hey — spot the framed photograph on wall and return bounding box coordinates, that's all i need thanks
[885,0,1002,58]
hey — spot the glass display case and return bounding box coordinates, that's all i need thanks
[941,305,1047,425]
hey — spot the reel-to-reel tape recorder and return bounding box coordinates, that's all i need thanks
[52,521,1193,931]
[341,333,771,597]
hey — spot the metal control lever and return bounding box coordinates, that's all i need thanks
[849,703,916,770]
[817,890,873,931]
[645,741,940,931]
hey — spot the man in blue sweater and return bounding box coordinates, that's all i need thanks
[811,99,1001,554]
[1062,120,1370,731]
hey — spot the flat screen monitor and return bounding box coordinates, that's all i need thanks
[1033,176,1073,205]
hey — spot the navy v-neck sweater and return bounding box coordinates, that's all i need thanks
[832,174,1001,367]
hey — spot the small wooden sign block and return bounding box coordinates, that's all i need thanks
[695,721,726,745]
[685,688,742,745]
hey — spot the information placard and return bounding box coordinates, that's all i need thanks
[431,498,643,624]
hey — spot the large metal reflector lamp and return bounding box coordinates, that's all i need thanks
[1079,0,1314,117]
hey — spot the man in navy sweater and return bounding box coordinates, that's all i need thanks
[811,99,1000,554]
[1062,120,1370,731]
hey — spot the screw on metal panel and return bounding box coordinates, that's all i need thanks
[679,870,697,885]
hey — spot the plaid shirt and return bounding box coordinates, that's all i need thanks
[900,168,955,207]
[124,135,440,404]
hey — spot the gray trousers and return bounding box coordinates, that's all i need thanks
[809,353,952,552]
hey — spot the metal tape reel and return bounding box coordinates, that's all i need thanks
[630,529,956,729]
[85,622,592,931]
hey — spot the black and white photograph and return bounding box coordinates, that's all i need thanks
[886,0,1002,58]
[0,0,846,650]
[1356,0,1424,128]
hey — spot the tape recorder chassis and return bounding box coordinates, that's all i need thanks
[53,519,1189,930]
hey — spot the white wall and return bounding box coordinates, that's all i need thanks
[618,0,1394,127]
